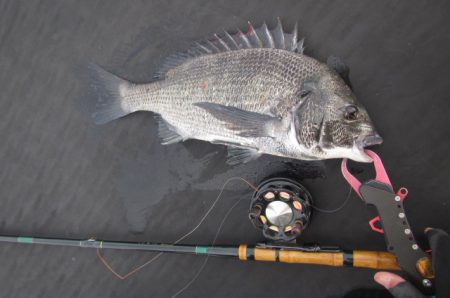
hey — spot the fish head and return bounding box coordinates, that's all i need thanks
[293,71,382,162]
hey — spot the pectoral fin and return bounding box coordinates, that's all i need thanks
[194,102,279,138]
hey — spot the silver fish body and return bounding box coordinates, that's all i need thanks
[91,21,382,164]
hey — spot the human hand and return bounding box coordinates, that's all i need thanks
[374,228,450,298]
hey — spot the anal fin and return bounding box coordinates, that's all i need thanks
[155,115,184,145]
[227,147,261,165]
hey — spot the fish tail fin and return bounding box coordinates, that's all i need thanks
[89,63,135,124]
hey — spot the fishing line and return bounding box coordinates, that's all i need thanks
[96,176,257,280]
[172,184,353,296]
[96,177,350,282]
[309,186,353,214]
[171,192,248,297]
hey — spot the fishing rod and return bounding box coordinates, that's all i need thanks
[0,235,400,271]
[0,150,435,295]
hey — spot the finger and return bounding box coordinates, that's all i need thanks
[425,227,448,241]
[374,272,425,298]
[389,282,426,298]
[424,227,450,298]
[374,272,405,289]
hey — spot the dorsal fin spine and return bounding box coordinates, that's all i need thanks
[205,39,220,53]
[154,20,305,79]
[214,33,230,51]
[235,29,251,49]
[273,18,285,49]
[195,41,212,54]
[223,31,239,50]
[246,21,263,48]
[262,22,275,48]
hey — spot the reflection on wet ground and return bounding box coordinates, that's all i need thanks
[117,138,326,233]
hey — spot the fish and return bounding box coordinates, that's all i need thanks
[90,20,382,164]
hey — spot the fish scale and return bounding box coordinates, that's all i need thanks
[133,49,321,147]
[91,20,381,164]
[147,49,322,113]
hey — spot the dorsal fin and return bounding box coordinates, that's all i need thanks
[154,18,305,79]
[255,22,274,48]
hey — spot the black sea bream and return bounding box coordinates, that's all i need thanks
[91,20,382,164]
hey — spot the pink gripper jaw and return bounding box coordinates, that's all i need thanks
[363,150,392,187]
[341,158,362,198]
[341,150,394,199]
[341,150,400,234]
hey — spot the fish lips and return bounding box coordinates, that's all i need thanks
[354,134,383,162]
[362,134,383,147]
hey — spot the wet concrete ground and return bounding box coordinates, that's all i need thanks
[0,0,449,297]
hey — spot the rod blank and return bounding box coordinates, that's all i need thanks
[0,236,400,271]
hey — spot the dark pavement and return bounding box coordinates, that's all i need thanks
[0,0,449,297]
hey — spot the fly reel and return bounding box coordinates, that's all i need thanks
[249,178,312,242]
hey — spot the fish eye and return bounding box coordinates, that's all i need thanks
[344,105,358,121]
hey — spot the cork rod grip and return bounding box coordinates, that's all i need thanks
[278,250,344,266]
[280,250,400,270]
[353,251,401,270]
[238,246,400,271]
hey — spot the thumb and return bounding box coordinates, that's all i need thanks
[374,272,405,289]
[374,272,425,298]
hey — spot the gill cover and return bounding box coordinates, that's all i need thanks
[293,77,326,149]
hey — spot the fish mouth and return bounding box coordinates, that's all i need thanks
[362,134,384,147]
[354,134,383,162]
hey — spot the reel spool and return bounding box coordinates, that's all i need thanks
[249,178,312,242]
